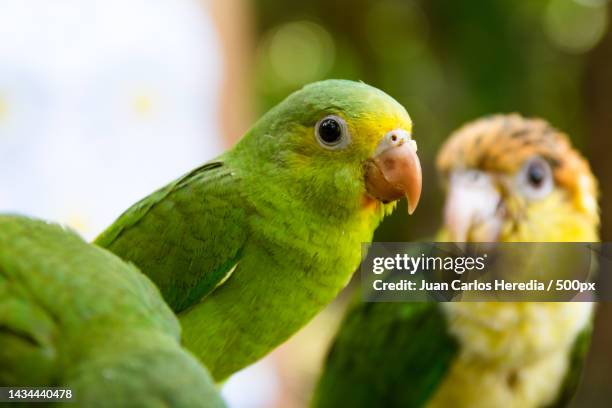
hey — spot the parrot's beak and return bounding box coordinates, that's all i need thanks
[365,129,422,214]
[444,170,504,242]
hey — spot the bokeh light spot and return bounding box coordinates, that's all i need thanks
[0,95,8,123]
[574,0,609,7]
[544,0,608,53]
[131,91,155,117]
[264,21,335,86]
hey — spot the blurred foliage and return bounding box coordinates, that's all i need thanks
[252,0,609,243]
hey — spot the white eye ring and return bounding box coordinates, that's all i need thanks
[315,115,351,150]
[516,157,554,201]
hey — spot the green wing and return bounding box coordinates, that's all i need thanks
[0,214,175,387]
[0,248,58,387]
[95,160,248,312]
[313,300,458,408]
[0,215,225,407]
[546,323,593,408]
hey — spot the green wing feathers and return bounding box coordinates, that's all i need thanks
[95,160,247,312]
[0,215,224,407]
[313,301,458,408]
[546,324,593,408]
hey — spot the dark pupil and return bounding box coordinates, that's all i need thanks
[319,118,342,144]
[527,162,546,187]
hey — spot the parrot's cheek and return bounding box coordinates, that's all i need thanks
[443,171,505,242]
[365,141,422,214]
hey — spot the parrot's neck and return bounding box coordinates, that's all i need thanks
[179,179,386,381]
[431,219,598,407]
[427,302,593,408]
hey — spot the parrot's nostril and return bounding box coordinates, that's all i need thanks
[373,129,416,159]
[386,129,411,146]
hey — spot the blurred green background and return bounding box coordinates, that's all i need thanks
[248,0,612,406]
[252,0,610,241]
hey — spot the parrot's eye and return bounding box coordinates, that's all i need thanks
[517,157,554,200]
[527,162,546,187]
[315,115,350,149]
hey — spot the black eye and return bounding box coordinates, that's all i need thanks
[527,161,546,188]
[318,118,341,144]
[315,115,349,149]
[518,157,553,200]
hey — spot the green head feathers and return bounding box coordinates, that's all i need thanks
[233,79,422,217]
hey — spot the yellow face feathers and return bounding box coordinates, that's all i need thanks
[437,114,599,242]
[437,114,598,219]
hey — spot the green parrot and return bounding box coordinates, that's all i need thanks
[95,79,423,381]
[0,215,225,408]
[313,114,599,408]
